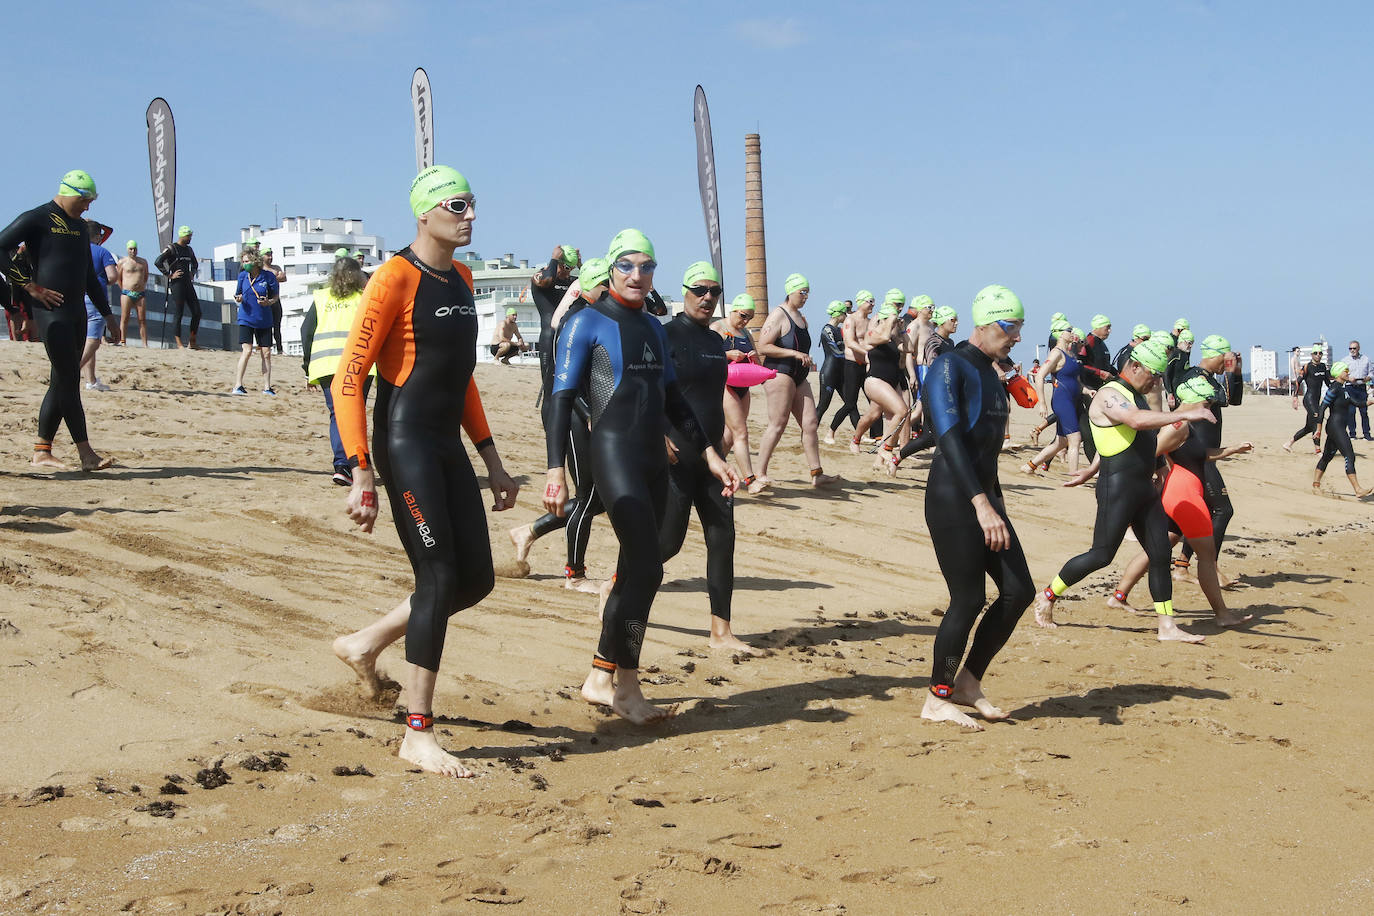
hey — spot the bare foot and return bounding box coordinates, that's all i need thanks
[848,439,861,455]
[612,674,676,725]
[596,576,615,621]
[1107,592,1149,615]
[747,476,772,495]
[566,575,605,595]
[1028,428,1042,447]
[398,729,475,778]
[1214,610,1254,627]
[708,631,765,656]
[1020,462,1037,476]
[812,472,840,488]
[508,524,535,563]
[1281,441,1292,453]
[31,451,71,470]
[948,670,1009,720]
[1218,571,1237,589]
[580,668,615,707]
[920,692,984,730]
[823,432,836,445]
[1357,487,1374,499]
[1157,617,1205,643]
[1171,564,1197,584]
[332,633,383,700]
[1033,593,1058,628]
[76,445,114,471]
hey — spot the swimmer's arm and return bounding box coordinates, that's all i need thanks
[1208,443,1252,460]
[1096,388,1210,430]
[551,283,581,329]
[926,359,986,502]
[299,305,318,376]
[1063,455,1101,487]
[531,253,561,289]
[753,311,787,357]
[1156,421,1188,455]
[461,383,515,510]
[664,381,711,456]
[0,210,40,288]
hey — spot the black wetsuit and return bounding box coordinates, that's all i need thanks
[1113,342,1139,373]
[762,308,810,383]
[1291,360,1330,443]
[0,201,110,444]
[1165,350,1191,403]
[1076,334,1113,461]
[549,293,709,670]
[1317,382,1357,475]
[532,258,572,408]
[923,342,1034,697]
[816,321,845,422]
[1177,368,1234,561]
[1054,380,1173,607]
[154,242,200,342]
[658,313,734,622]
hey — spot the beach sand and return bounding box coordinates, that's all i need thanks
[1,339,1371,913]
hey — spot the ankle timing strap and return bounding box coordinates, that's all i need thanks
[406,713,434,731]
[591,656,616,673]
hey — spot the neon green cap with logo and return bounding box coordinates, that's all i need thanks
[1174,317,1190,331]
[1131,337,1170,373]
[126,240,137,249]
[911,294,933,311]
[1091,313,1111,330]
[560,246,581,269]
[877,303,899,319]
[579,257,610,290]
[261,246,272,254]
[934,305,958,325]
[730,293,756,313]
[1050,311,1066,325]
[1175,376,1216,404]
[682,261,721,289]
[334,247,350,258]
[506,307,518,316]
[1052,318,1071,333]
[178,225,192,238]
[57,169,97,199]
[883,287,905,306]
[1151,329,1172,340]
[826,300,848,317]
[410,165,471,217]
[351,249,363,258]
[1178,329,1195,344]
[1312,344,1325,353]
[1332,361,1350,378]
[970,284,1024,326]
[1200,334,1230,358]
[1071,327,1085,340]
[607,228,655,262]
[855,289,874,304]
[784,273,810,296]
[1132,323,1150,340]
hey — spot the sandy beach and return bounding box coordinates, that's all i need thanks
[1,338,1371,914]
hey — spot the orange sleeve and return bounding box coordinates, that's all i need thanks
[461,376,493,450]
[331,261,407,470]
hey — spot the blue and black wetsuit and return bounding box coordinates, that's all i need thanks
[1317,381,1357,475]
[899,333,953,460]
[1177,367,1233,560]
[549,293,710,670]
[816,321,845,422]
[923,341,1034,698]
[1051,350,1084,437]
[0,201,110,445]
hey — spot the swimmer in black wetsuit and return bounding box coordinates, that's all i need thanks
[330,166,519,778]
[1314,361,1373,497]
[754,273,838,489]
[1174,335,1244,582]
[543,229,739,725]
[154,226,201,348]
[1283,345,1331,453]
[531,243,578,404]
[1033,336,1215,643]
[920,285,1034,731]
[0,170,119,470]
[659,262,761,655]
[509,257,611,592]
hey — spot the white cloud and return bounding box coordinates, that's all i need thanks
[733,17,807,50]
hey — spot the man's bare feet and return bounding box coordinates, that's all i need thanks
[1214,610,1254,627]
[399,728,474,778]
[566,574,604,595]
[812,472,840,488]
[75,444,113,471]
[920,692,984,731]
[1357,487,1374,499]
[1106,591,1148,614]
[581,667,615,707]
[612,672,676,725]
[1033,593,1058,628]
[1157,617,1205,643]
[948,669,1008,720]
[823,432,836,445]
[332,633,383,700]
[848,438,861,455]
[31,450,70,470]
[508,525,535,563]
[1171,563,1197,584]
[747,476,772,495]
[708,618,765,656]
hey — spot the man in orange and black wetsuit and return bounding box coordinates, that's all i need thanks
[329,165,518,779]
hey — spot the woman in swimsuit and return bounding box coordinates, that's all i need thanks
[849,299,912,471]
[752,273,838,491]
[1024,326,1085,475]
[711,293,761,488]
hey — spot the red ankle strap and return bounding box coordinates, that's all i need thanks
[406,713,434,731]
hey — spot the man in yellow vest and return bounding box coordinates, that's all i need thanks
[301,255,372,485]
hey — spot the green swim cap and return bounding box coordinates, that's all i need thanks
[126,240,137,249]
[351,249,363,258]
[911,294,933,311]
[1132,323,1150,340]
[826,299,848,317]
[506,307,518,316]
[334,247,350,258]
[178,225,192,238]
[1178,329,1195,344]
[560,245,581,269]
[854,289,874,305]
[883,287,905,306]
[247,237,260,247]
[1332,361,1350,378]
[607,228,655,262]
[1174,317,1190,331]
[1312,344,1324,353]
[1151,329,1172,340]
[1050,311,1066,324]
[1071,327,1085,340]
[1051,318,1071,333]
[410,165,472,217]
[1176,376,1215,404]
[730,293,756,312]
[1131,337,1170,373]
[1200,334,1230,358]
[58,169,97,199]
[877,303,899,319]
[261,246,272,254]
[934,305,958,325]
[784,273,810,296]
[970,284,1024,326]
[682,260,722,289]
[1091,313,1111,330]
[579,257,610,290]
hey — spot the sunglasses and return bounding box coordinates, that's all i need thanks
[685,284,722,297]
[437,197,475,215]
[612,259,657,276]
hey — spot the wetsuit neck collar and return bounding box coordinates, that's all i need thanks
[1115,377,1143,396]
[608,289,642,309]
[957,340,995,366]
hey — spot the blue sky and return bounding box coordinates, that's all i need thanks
[4,0,1370,366]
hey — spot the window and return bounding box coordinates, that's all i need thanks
[283,246,296,256]
[302,245,315,252]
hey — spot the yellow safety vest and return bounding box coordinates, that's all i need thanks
[307,288,368,383]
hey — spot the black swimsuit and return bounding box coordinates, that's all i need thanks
[762,308,811,383]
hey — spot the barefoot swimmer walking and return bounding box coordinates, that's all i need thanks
[543,230,739,725]
[330,166,519,778]
[1033,336,1215,642]
[921,285,1036,731]
[0,170,118,470]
